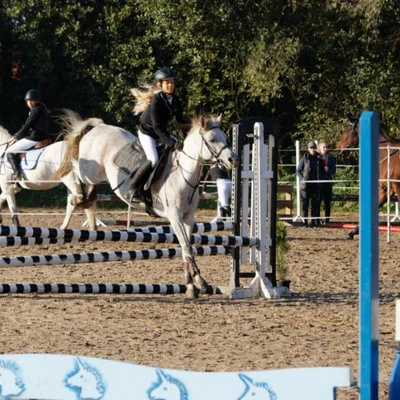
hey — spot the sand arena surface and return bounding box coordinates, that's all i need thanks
[0,208,397,399]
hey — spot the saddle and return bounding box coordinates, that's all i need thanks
[17,138,53,162]
[113,140,173,212]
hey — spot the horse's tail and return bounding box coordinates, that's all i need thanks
[52,109,103,180]
[130,85,160,115]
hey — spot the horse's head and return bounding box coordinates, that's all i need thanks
[193,115,238,169]
[336,113,360,153]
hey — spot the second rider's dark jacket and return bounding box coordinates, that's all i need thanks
[14,102,50,141]
[139,91,185,147]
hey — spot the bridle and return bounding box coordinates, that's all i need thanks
[177,123,230,203]
[180,124,229,164]
[347,116,400,161]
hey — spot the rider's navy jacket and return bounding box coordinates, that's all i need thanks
[14,102,49,141]
[139,91,185,146]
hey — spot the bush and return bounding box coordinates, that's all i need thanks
[276,221,289,282]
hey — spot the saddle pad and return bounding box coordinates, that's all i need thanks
[144,147,172,190]
[4,148,46,171]
[113,141,145,176]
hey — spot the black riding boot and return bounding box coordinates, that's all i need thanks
[223,205,231,217]
[7,153,22,181]
[126,160,152,203]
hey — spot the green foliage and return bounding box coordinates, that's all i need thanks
[1,1,400,153]
[276,221,288,282]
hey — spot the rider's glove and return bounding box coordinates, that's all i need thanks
[174,141,183,151]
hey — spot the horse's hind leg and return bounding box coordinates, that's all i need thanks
[1,187,20,226]
[60,193,76,229]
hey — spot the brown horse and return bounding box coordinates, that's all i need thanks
[336,114,400,207]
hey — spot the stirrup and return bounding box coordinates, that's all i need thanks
[11,172,22,181]
[126,188,142,203]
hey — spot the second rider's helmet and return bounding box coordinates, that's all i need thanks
[154,68,176,82]
[25,89,41,101]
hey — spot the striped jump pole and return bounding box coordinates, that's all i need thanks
[0,283,223,295]
[0,245,233,268]
[0,221,234,239]
[0,232,256,248]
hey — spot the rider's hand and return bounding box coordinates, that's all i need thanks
[167,138,176,148]
[174,141,183,151]
[8,136,16,143]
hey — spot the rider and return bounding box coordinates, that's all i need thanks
[6,89,50,180]
[128,67,187,202]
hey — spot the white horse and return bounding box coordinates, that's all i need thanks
[0,124,98,228]
[54,110,237,297]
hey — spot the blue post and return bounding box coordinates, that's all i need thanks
[389,350,400,398]
[359,111,379,400]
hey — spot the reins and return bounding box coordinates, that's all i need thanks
[0,142,11,164]
[176,123,227,204]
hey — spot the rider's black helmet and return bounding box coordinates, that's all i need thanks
[24,89,41,101]
[154,67,176,81]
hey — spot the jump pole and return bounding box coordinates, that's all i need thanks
[0,232,257,248]
[0,245,232,268]
[0,221,234,239]
[359,111,379,400]
[0,283,223,295]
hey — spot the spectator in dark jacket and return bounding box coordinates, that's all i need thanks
[6,89,50,180]
[318,141,337,224]
[296,140,325,227]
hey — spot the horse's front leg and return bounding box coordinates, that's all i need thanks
[166,208,205,298]
[84,204,98,230]
[378,184,388,207]
[183,213,208,292]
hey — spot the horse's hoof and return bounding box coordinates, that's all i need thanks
[186,284,199,299]
[193,275,207,290]
[72,195,84,207]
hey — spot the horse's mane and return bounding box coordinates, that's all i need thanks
[0,125,11,139]
[130,85,161,115]
[349,113,400,144]
[189,114,221,134]
[0,126,9,134]
[380,124,400,143]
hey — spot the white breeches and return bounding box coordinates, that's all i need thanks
[6,138,39,154]
[217,178,232,207]
[138,131,158,168]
